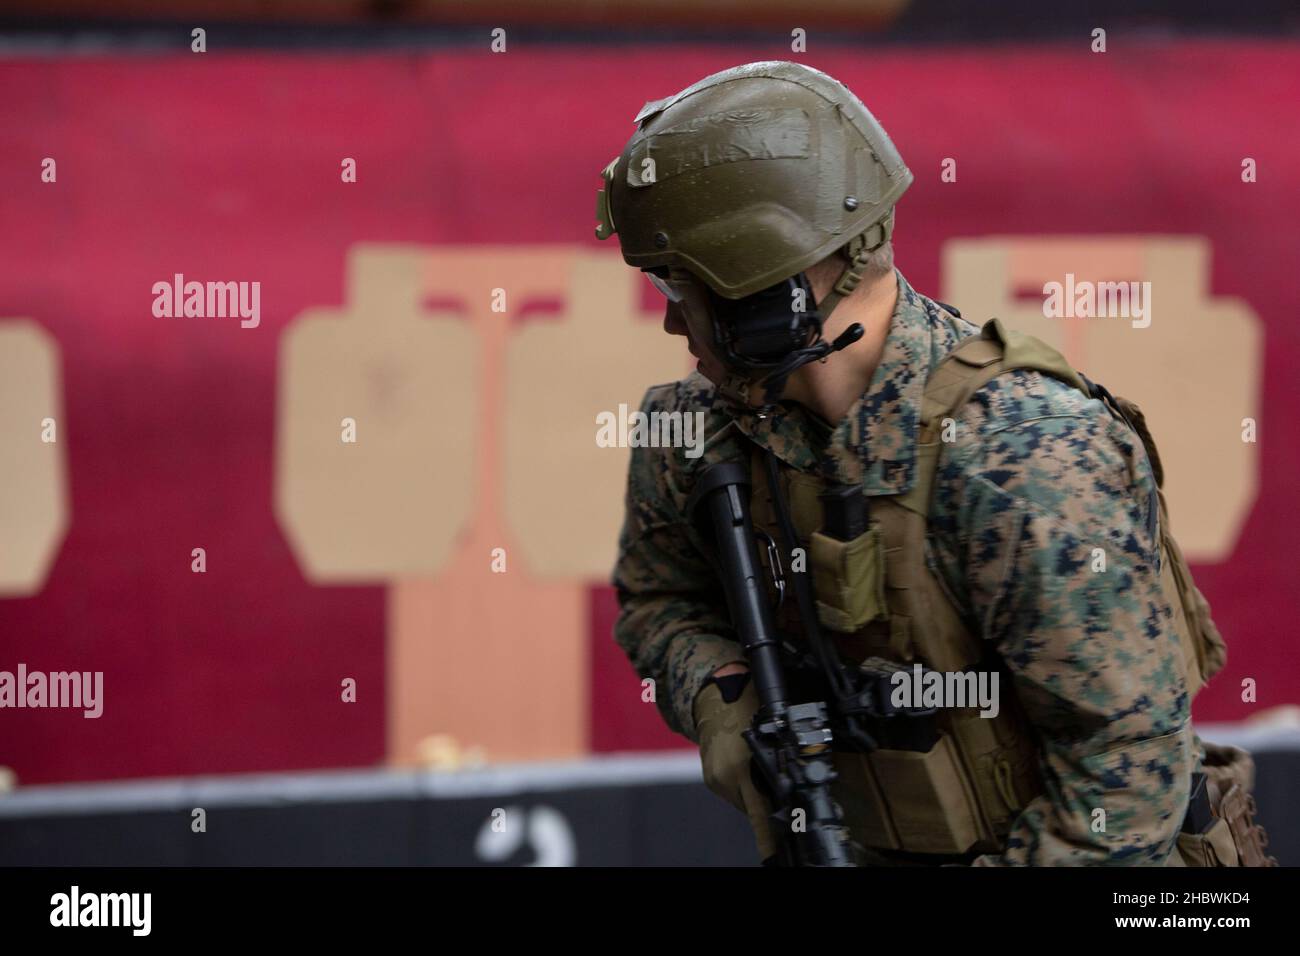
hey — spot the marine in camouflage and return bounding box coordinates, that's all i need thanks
[612,269,1193,865]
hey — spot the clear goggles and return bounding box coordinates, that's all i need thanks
[645,269,696,304]
[645,269,716,337]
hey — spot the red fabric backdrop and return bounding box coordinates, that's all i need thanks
[1,43,1297,782]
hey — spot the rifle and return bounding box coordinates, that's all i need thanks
[687,461,856,866]
[688,453,944,866]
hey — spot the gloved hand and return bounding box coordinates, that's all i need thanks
[693,671,778,861]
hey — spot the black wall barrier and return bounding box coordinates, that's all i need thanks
[0,741,1295,867]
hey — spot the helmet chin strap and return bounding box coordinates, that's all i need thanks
[815,209,895,323]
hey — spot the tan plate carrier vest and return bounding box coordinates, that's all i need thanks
[747,318,1229,859]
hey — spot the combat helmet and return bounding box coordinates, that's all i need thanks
[596,61,913,317]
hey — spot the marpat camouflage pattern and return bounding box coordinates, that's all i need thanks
[612,270,1193,866]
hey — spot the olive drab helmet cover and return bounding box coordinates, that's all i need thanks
[595,61,914,303]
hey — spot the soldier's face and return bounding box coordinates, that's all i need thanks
[646,270,732,386]
[661,300,729,384]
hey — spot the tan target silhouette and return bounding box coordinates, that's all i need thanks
[0,320,69,597]
[275,245,686,764]
[942,237,1260,563]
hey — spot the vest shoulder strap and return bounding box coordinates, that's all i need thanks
[896,318,1087,516]
[895,318,1227,697]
